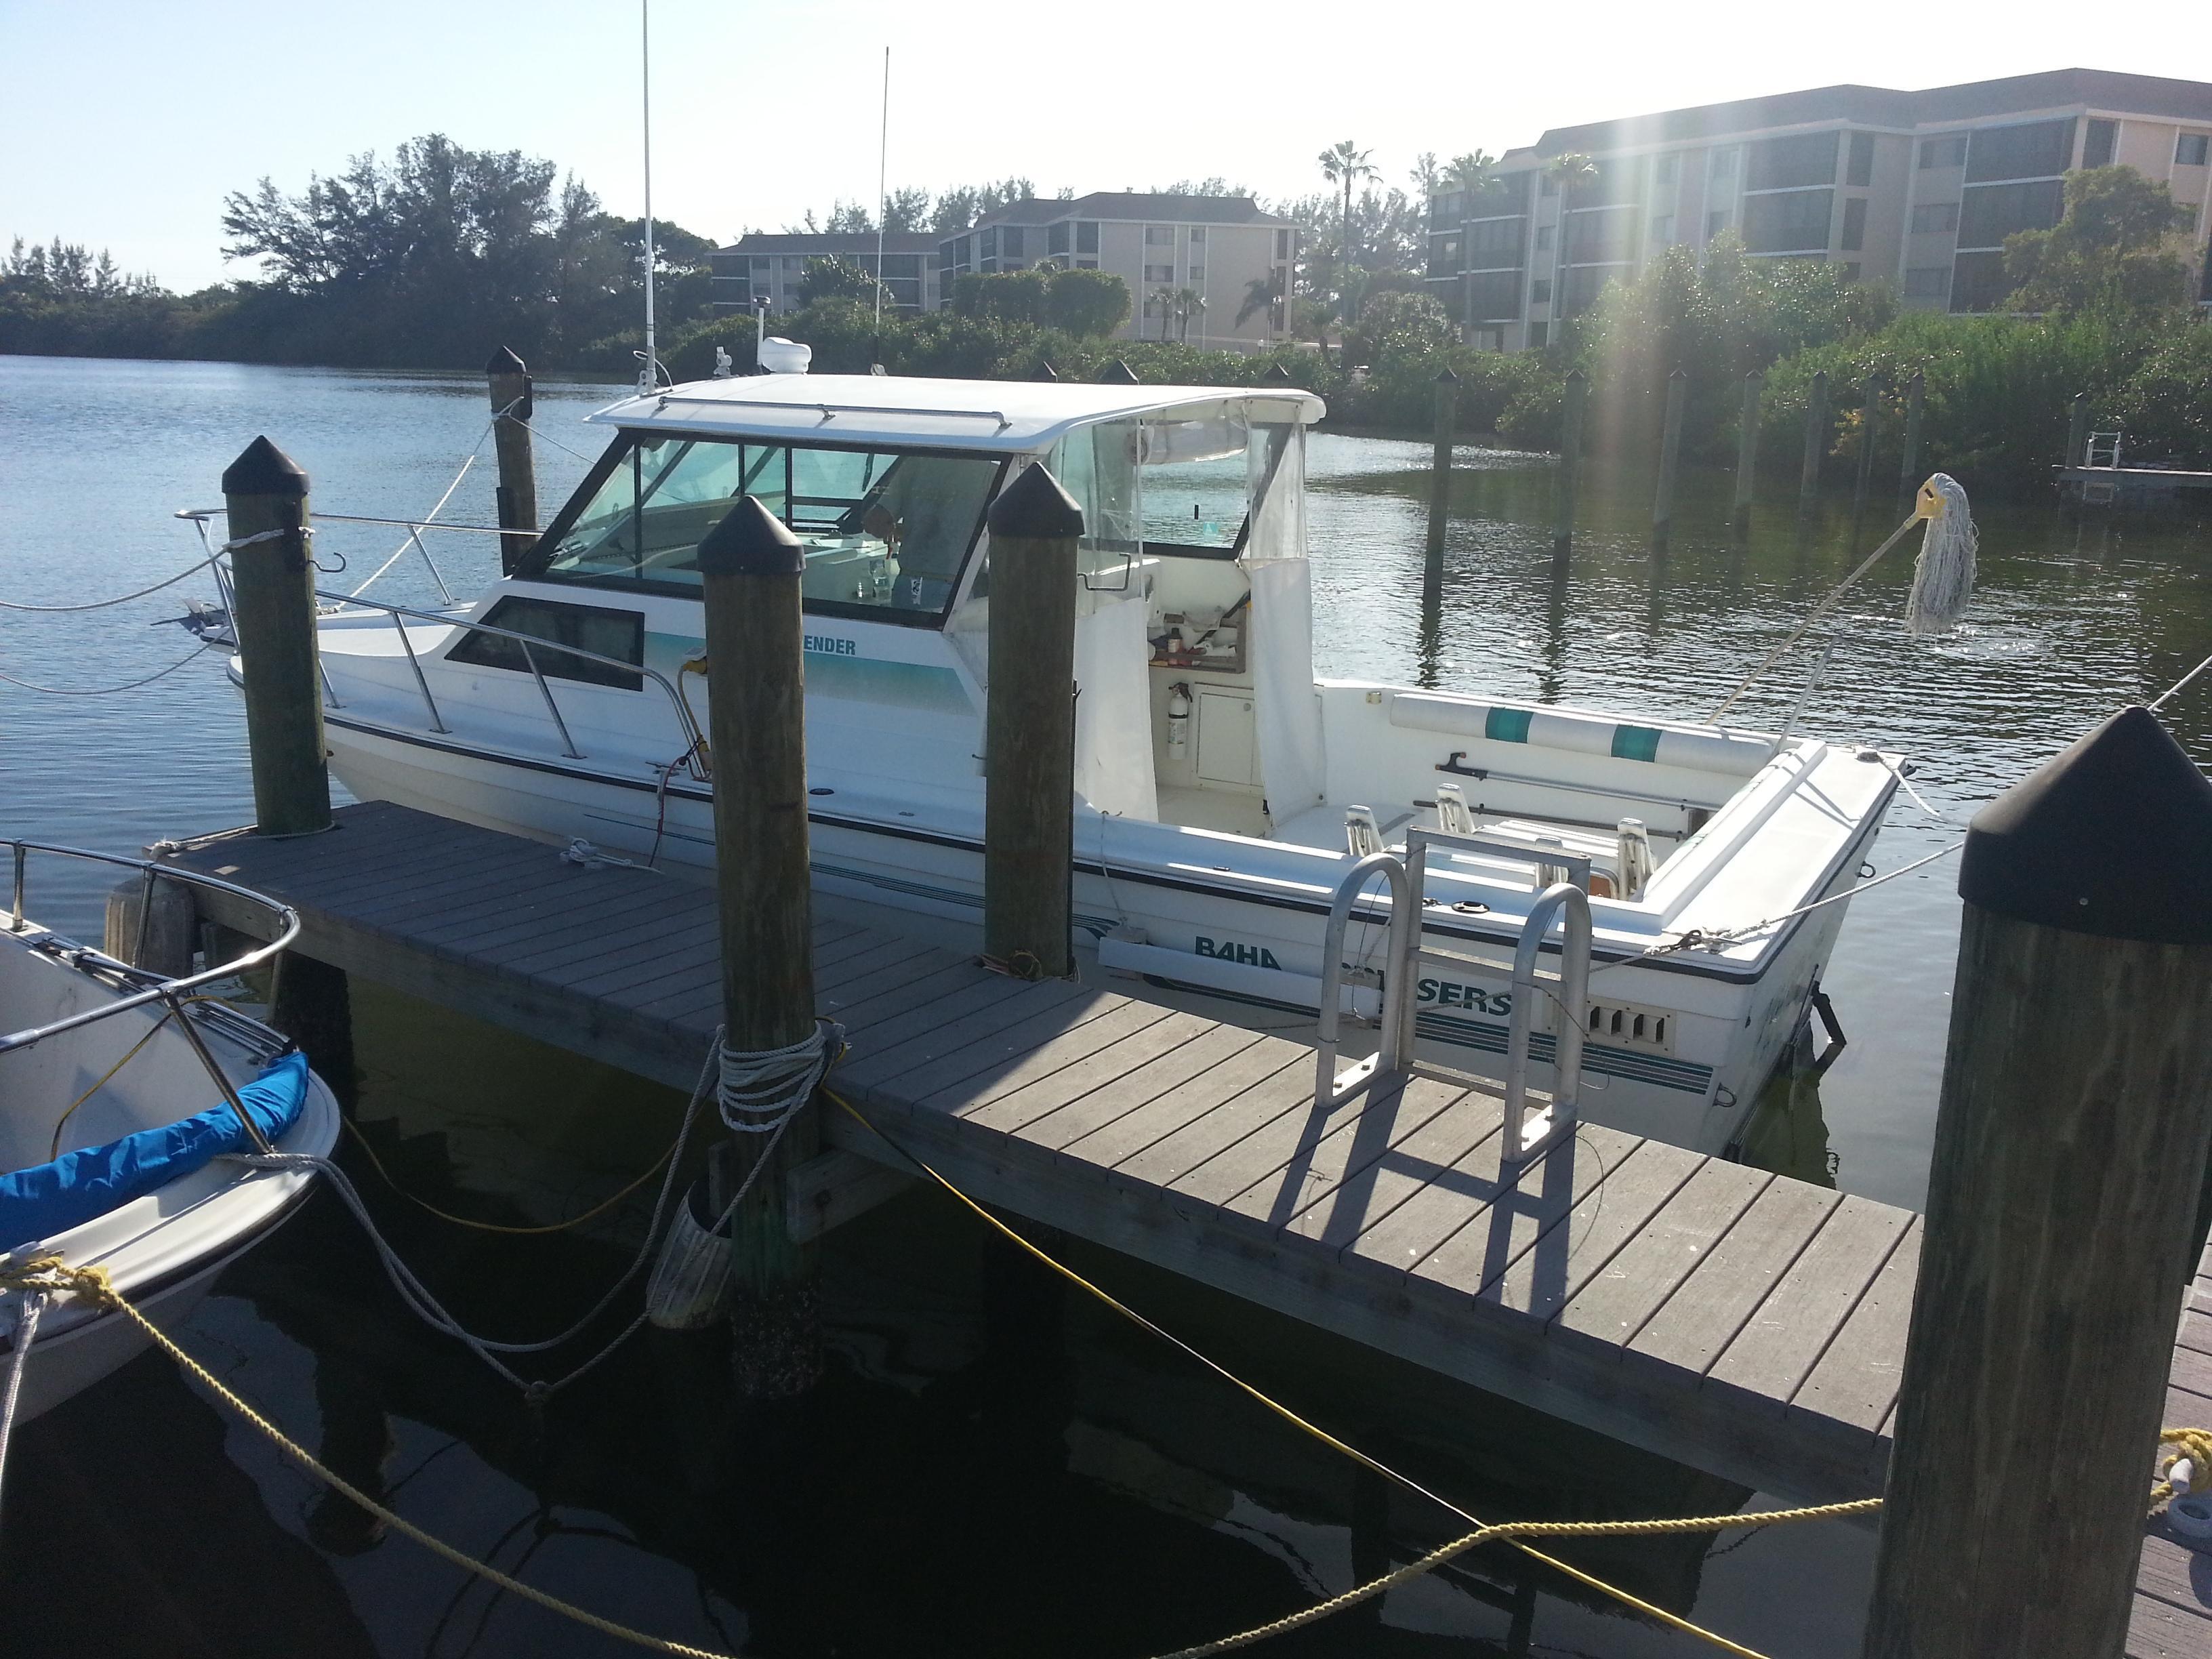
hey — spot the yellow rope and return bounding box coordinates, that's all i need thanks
[338,1114,676,1237]
[47,994,238,1160]
[2152,1427,2212,1513]
[824,1090,1866,1659]
[0,1258,734,1659]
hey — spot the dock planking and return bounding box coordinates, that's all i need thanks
[166,802,2211,1641]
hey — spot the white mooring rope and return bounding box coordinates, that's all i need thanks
[0,1288,48,1523]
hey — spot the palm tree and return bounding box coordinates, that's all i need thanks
[1171,287,1206,344]
[1235,274,1275,330]
[1544,152,1599,325]
[1318,140,1377,319]
[1440,152,1496,336]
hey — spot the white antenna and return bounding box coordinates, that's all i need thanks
[638,0,657,393]
[872,46,890,364]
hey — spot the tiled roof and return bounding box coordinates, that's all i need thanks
[1519,68,2212,159]
[970,192,1295,230]
[718,232,941,256]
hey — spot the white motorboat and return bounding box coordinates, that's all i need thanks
[262,372,1896,1153]
[0,844,340,1425]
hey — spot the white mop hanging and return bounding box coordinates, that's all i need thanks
[1903,473,1977,636]
[1709,474,1979,724]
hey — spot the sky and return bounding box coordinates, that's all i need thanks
[2,0,2205,292]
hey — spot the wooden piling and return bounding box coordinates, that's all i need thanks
[1896,369,1925,514]
[1852,371,1886,519]
[1797,369,1829,519]
[1732,370,1763,533]
[694,495,821,1396]
[103,873,196,978]
[1651,367,1685,547]
[222,438,330,838]
[486,347,537,578]
[2067,389,2091,470]
[1863,705,2212,1659]
[983,465,1083,979]
[1425,366,1458,560]
[1552,369,1586,560]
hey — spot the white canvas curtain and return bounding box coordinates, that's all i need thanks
[1242,424,1326,819]
[1073,593,1159,822]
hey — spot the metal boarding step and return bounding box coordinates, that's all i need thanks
[1312,827,1591,1168]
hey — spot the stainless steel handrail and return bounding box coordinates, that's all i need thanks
[308,590,705,768]
[1313,851,1413,1110]
[0,840,310,1153]
[1311,839,1589,1165]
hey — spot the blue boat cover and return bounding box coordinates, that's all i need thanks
[0,1049,310,1252]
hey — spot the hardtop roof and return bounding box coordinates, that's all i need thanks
[586,373,1326,453]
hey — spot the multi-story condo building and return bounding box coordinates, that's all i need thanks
[710,232,943,316]
[1426,69,2212,351]
[939,191,1298,350]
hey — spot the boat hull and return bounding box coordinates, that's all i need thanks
[326,718,1881,1153]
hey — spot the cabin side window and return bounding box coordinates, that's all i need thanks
[447,596,644,690]
[526,434,1002,627]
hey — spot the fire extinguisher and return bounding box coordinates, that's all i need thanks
[1166,682,1192,758]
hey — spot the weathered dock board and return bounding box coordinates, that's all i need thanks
[166,802,2211,1641]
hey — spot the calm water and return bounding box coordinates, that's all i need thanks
[3,356,2208,1657]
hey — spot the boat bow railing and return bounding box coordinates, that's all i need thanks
[2,840,308,1151]
[1313,828,1590,1166]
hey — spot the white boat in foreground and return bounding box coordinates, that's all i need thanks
[0,844,340,1425]
[261,371,1896,1154]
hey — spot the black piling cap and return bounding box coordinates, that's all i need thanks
[1265,361,1294,384]
[987,464,1085,541]
[221,436,308,499]
[696,495,803,577]
[1433,365,1459,384]
[1959,704,2212,944]
[1036,359,1058,382]
[1097,359,1140,385]
[486,345,529,377]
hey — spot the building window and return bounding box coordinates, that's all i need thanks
[1742,188,1832,253]
[1143,263,1174,283]
[1710,147,1738,183]
[1145,225,1174,246]
[1959,179,2064,247]
[782,256,803,272]
[1904,266,1951,300]
[1189,263,1205,283]
[1654,153,1678,188]
[1539,174,1557,197]
[1749,131,1839,192]
[1706,209,1731,239]
[1429,233,1463,278]
[1529,321,1549,348]
[1189,226,1206,245]
[1841,197,1868,251]
[1466,216,1525,266]
[1078,222,1100,254]
[1564,205,1635,263]
[1465,269,1522,321]
[1950,250,2012,312]
[2085,119,2118,169]
[2179,133,2211,167]
[1001,226,1023,258]
[1919,134,1968,169]
[1047,222,1069,255]
[1966,119,2074,183]
[1650,214,1675,247]
[1530,278,1552,304]
[1847,131,1875,187]
[980,227,997,258]
[1912,201,1960,234]
[1534,224,1553,251]
[1273,228,1289,259]
[1076,258,1097,270]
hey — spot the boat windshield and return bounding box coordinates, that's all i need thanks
[533,434,1004,624]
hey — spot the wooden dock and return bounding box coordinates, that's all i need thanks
[166,800,2209,1650]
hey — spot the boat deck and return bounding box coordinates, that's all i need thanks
[163,801,2210,1645]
